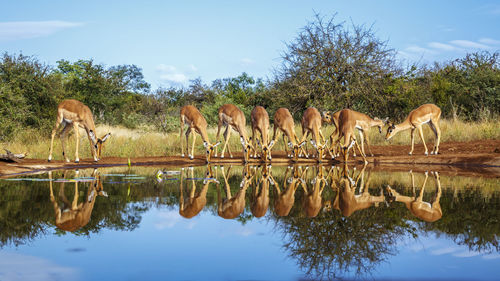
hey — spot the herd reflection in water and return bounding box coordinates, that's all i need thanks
[48,165,442,231]
[46,163,445,233]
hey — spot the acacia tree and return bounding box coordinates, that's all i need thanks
[272,13,398,118]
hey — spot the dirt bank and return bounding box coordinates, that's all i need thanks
[1,140,499,178]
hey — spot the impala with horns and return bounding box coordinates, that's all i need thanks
[271,108,306,162]
[215,104,253,162]
[180,105,220,162]
[385,171,442,222]
[300,107,328,162]
[336,109,368,164]
[386,103,442,155]
[250,106,274,161]
[48,99,110,163]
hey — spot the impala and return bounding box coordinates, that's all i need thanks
[215,104,253,162]
[49,169,107,232]
[180,105,220,162]
[217,165,253,219]
[250,106,275,161]
[179,165,218,219]
[385,171,442,222]
[336,109,368,163]
[48,99,110,163]
[300,107,328,162]
[386,103,442,155]
[271,108,306,162]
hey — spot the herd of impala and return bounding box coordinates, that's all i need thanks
[47,99,442,164]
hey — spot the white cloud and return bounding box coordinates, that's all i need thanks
[154,210,181,229]
[428,42,459,52]
[0,20,83,41]
[404,45,436,54]
[0,252,79,281]
[240,58,254,65]
[483,253,500,260]
[450,40,491,50]
[156,64,197,85]
[452,250,481,258]
[479,38,500,46]
[430,247,459,256]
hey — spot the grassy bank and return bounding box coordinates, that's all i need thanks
[2,119,499,160]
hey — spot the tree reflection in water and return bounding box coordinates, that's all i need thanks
[274,164,416,279]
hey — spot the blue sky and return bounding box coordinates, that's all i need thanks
[1,0,499,89]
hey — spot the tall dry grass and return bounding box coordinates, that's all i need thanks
[2,119,499,160]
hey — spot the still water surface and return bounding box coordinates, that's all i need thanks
[0,164,499,280]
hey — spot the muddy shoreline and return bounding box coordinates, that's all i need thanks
[1,140,499,178]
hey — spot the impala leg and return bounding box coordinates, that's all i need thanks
[354,138,367,164]
[48,115,63,162]
[180,117,185,157]
[59,123,71,163]
[72,123,80,163]
[409,128,415,155]
[283,134,290,157]
[417,171,429,202]
[429,120,441,155]
[220,126,231,159]
[214,119,222,157]
[299,131,309,158]
[433,171,442,205]
[416,125,428,156]
[185,127,191,158]
[190,128,196,160]
[251,128,258,158]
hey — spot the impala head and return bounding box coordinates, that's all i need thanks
[257,139,276,161]
[89,131,111,161]
[203,141,221,163]
[322,111,333,124]
[374,117,389,134]
[288,141,307,162]
[385,122,397,140]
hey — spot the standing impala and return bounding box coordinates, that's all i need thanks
[336,109,368,164]
[215,104,253,162]
[300,107,328,162]
[271,108,306,162]
[250,106,274,161]
[180,105,220,162]
[217,165,253,219]
[48,99,110,163]
[386,103,442,155]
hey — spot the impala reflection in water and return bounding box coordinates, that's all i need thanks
[0,164,498,281]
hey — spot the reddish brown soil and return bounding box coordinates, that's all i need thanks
[1,140,499,178]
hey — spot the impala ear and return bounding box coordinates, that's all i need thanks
[268,140,275,148]
[310,140,317,148]
[299,141,307,147]
[203,141,209,148]
[240,136,246,145]
[383,117,389,124]
[214,141,221,147]
[288,142,293,148]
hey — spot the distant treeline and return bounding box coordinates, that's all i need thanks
[0,14,498,140]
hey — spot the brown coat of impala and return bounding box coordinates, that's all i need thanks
[301,167,327,218]
[300,107,327,162]
[386,103,442,155]
[179,166,217,219]
[215,104,253,162]
[180,105,219,162]
[271,108,305,162]
[48,99,110,163]
[249,165,272,218]
[336,109,368,163]
[250,106,274,161]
